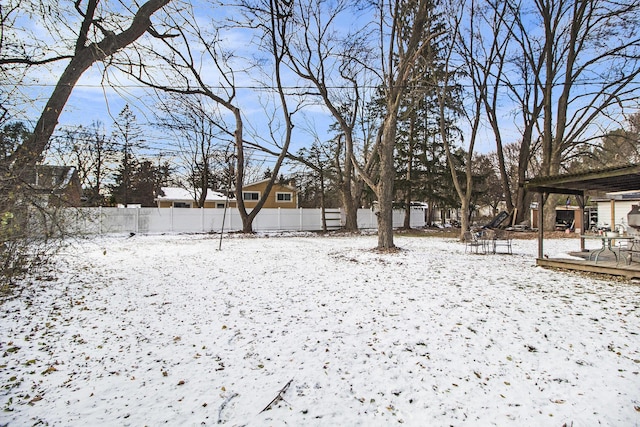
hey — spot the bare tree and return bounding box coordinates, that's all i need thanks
[49,121,115,206]
[121,1,301,232]
[155,95,230,207]
[283,0,376,231]
[454,0,520,222]
[510,0,639,228]
[276,0,444,245]
[536,0,640,171]
[449,0,540,227]
[1,0,171,174]
[233,0,301,232]
[0,1,170,291]
[357,0,444,249]
[449,0,639,229]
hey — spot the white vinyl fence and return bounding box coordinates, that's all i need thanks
[64,207,427,235]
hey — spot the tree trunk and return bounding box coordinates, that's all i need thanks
[495,139,514,215]
[332,135,359,232]
[10,53,91,170]
[459,197,470,239]
[543,193,563,232]
[340,182,359,231]
[319,168,327,233]
[514,123,534,224]
[241,215,253,233]
[376,119,397,250]
[230,105,253,233]
[342,133,360,232]
[403,198,411,230]
[403,134,413,230]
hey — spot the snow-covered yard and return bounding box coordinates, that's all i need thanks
[1,233,639,426]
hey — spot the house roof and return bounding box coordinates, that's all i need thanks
[242,178,298,192]
[155,187,231,202]
[590,190,640,202]
[524,164,640,196]
[26,165,77,191]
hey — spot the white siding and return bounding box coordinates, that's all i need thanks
[596,200,640,233]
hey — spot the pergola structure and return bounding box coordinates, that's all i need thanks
[524,164,640,278]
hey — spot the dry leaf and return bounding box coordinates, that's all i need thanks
[28,395,43,405]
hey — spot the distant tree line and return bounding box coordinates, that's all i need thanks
[4,107,637,219]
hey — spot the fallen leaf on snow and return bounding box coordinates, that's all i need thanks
[28,395,43,405]
[42,366,57,375]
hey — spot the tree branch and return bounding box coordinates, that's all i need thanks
[260,379,293,413]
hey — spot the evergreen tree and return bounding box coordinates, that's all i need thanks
[111,158,172,207]
[1,122,31,161]
[292,142,341,209]
[110,105,146,206]
[392,5,463,227]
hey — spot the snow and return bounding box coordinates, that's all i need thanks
[157,187,229,202]
[1,233,639,426]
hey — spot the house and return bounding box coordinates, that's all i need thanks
[155,187,233,209]
[25,165,82,207]
[240,179,298,209]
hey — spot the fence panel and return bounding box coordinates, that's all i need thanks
[357,208,427,229]
[64,206,426,235]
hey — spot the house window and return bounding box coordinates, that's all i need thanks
[173,202,191,208]
[216,203,226,208]
[276,192,293,202]
[243,191,260,201]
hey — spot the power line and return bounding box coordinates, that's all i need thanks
[8,78,629,91]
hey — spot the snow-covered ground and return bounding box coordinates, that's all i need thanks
[1,233,639,426]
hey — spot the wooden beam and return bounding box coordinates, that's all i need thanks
[525,185,585,196]
[524,164,640,195]
[536,258,640,279]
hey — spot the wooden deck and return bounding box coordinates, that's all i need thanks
[537,250,640,279]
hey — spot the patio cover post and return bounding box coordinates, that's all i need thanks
[610,199,616,231]
[538,192,545,259]
[577,194,585,252]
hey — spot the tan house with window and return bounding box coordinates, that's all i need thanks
[155,187,234,208]
[240,179,298,209]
